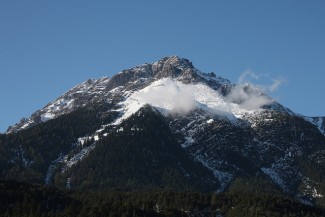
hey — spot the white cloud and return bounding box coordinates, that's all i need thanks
[238,70,285,93]
[227,84,273,110]
[134,79,196,113]
[238,70,261,83]
[227,70,285,110]
[268,78,285,92]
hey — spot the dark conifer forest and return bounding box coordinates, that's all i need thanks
[1,180,324,217]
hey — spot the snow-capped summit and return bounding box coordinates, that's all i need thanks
[7,55,315,135]
[6,56,231,133]
[7,56,303,134]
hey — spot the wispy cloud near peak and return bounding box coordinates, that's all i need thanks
[227,70,285,110]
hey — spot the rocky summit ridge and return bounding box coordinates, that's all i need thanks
[6,56,230,133]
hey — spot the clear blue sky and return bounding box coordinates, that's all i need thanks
[0,0,324,132]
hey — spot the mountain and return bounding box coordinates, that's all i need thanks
[1,56,325,207]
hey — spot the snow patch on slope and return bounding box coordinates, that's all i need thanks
[304,116,325,136]
[62,143,96,172]
[113,78,264,125]
[41,113,55,122]
[261,167,287,191]
[301,177,323,199]
[45,153,64,185]
[195,155,234,192]
[7,77,110,133]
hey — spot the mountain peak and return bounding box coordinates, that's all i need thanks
[153,55,194,70]
[6,56,233,133]
[105,56,199,91]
